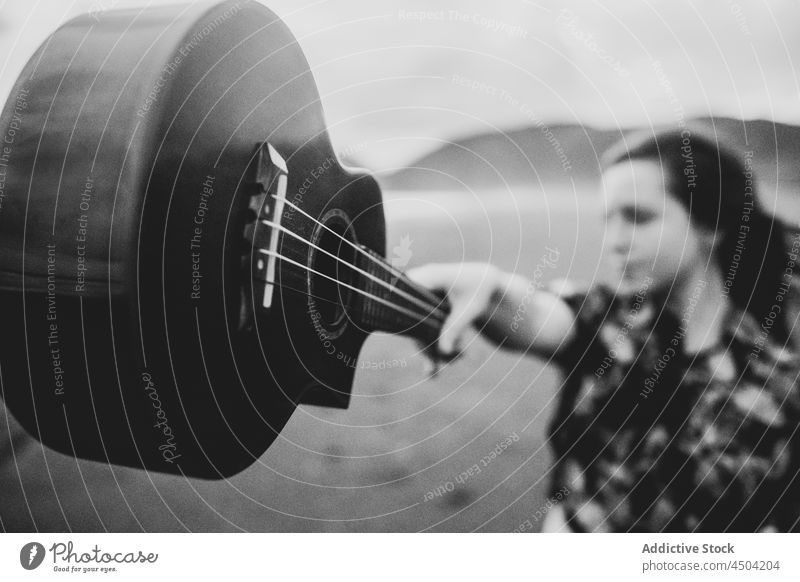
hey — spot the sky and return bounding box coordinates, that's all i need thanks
[1,0,798,171]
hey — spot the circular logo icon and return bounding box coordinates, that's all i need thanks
[20,542,46,570]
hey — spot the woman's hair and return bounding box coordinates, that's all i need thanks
[601,128,794,344]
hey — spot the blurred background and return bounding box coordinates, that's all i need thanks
[1,0,799,531]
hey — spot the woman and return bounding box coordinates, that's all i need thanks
[409,129,800,532]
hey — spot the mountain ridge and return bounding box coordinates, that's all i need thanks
[377,117,800,192]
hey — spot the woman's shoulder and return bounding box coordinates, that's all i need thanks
[542,278,623,368]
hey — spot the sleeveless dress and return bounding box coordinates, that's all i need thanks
[545,278,800,532]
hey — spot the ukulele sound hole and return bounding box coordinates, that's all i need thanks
[308,211,357,337]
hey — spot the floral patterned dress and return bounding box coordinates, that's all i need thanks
[545,278,800,532]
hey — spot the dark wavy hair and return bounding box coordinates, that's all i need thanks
[602,128,793,344]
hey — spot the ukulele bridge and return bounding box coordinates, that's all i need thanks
[244,142,288,312]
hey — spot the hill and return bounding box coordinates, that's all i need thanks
[379,118,800,193]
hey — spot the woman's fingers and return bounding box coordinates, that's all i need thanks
[438,288,491,355]
[406,263,450,290]
[408,262,501,356]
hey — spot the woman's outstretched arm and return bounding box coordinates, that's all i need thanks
[407,262,576,357]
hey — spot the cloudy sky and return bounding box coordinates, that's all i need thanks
[1,0,798,170]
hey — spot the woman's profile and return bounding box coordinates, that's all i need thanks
[410,129,800,532]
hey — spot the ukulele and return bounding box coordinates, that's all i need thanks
[0,0,448,478]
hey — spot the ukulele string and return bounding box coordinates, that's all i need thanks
[256,218,448,321]
[247,277,343,309]
[256,248,444,330]
[245,268,439,330]
[274,195,447,308]
[245,278,439,342]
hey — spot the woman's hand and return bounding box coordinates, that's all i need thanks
[406,262,503,357]
[408,262,577,361]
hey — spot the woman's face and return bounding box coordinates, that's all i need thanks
[601,159,713,296]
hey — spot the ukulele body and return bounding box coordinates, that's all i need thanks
[0,0,385,478]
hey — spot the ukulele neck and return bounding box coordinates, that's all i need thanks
[352,246,448,345]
